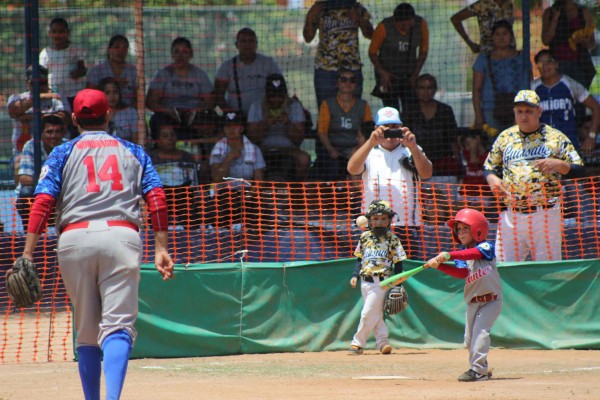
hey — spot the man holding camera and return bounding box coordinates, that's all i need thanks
[347,107,432,259]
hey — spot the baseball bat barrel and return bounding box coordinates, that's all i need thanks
[379,266,425,289]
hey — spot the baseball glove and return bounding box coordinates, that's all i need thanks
[5,257,42,309]
[383,285,408,316]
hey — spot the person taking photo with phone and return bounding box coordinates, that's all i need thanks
[347,106,432,259]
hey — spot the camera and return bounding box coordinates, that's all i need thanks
[384,128,404,138]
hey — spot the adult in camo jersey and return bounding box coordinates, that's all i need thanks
[484,90,584,262]
[303,0,374,109]
[19,89,173,399]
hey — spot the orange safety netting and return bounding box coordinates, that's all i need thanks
[1,176,599,363]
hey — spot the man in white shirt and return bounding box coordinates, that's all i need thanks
[347,106,432,259]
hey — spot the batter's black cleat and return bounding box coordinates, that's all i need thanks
[348,345,363,355]
[457,369,492,382]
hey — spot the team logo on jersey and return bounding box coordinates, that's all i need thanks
[39,165,50,181]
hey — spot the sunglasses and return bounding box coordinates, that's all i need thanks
[338,77,357,84]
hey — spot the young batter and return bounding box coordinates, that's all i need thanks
[349,200,406,355]
[425,208,502,382]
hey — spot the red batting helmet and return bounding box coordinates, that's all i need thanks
[447,208,489,242]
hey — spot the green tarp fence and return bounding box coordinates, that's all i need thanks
[132,258,600,358]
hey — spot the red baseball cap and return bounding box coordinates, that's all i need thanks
[73,89,110,120]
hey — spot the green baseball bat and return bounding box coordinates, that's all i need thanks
[379,265,425,289]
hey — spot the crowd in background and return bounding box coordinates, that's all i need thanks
[6,1,600,237]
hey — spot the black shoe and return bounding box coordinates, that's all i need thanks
[348,345,363,355]
[457,369,492,382]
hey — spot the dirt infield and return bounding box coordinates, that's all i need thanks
[1,348,598,399]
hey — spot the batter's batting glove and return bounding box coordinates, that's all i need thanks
[425,252,450,269]
[5,257,42,309]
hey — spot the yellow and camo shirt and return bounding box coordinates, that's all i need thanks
[483,124,583,208]
[315,6,372,71]
[354,231,407,277]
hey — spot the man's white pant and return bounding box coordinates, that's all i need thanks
[496,203,562,262]
[351,277,389,349]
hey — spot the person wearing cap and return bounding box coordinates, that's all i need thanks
[7,65,67,157]
[483,89,584,262]
[531,49,600,154]
[315,68,373,181]
[368,2,429,112]
[214,28,283,114]
[450,0,514,53]
[247,73,310,181]
[14,114,67,229]
[16,88,173,399]
[303,0,374,109]
[210,110,265,182]
[347,106,432,259]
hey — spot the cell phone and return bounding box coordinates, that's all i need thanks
[384,128,404,138]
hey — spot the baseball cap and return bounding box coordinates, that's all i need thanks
[265,74,287,96]
[513,90,540,107]
[223,110,245,125]
[394,3,416,21]
[73,89,110,120]
[374,107,402,126]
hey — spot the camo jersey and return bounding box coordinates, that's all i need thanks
[354,230,407,277]
[314,5,372,71]
[468,0,514,50]
[483,123,583,208]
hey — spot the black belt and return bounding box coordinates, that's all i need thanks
[361,275,385,283]
[510,201,556,214]
[470,294,498,303]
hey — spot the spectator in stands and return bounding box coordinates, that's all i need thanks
[175,109,224,185]
[39,17,87,111]
[210,110,265,182]
[99,77,138,143]
[146,37,214,141]
[457,128,493,211]
[315,69,373,181]
[15,114,67,229]
[531,49,600,154]
[149,113,202,229]
[7,66,67,160]
[542,0,596,90]
[87,34,138,107]
[210,110,264,231]
[450,0,514,53]
[472,20,530,134]
[368,3,428,112]
[247,73,311,181]
[347,106,432,259]
[484,90,584,262]
[402,74,461,183]
[214,28,282,114]
[579,116,600,176]
[303,0,373,109]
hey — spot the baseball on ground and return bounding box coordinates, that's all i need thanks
[356,215,369,228]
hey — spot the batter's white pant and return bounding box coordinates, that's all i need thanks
[351,277,389,350]
[496,203,562,262]
[464,298,502,375]
[57,221,142,348]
